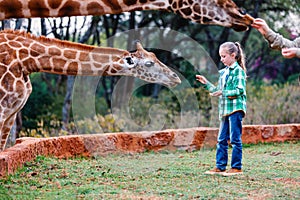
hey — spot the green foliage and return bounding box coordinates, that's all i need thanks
[73,113,124,134]
[21,74,65,137]
[20,79,300,137]
[122,86,214,130]
[22,74,56,120]
[245,81,300,125]
[20,112,124,137]
[95,97,110,116]
[121,80,300,129]
[20,117,67,138]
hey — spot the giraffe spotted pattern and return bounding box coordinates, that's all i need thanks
[0,0,253,31]
[0,0,254,150]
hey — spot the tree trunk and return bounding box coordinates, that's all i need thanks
[62,17,101,130]
[114,12,136,108]
[62,75,74,130]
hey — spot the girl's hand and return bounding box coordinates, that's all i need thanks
[196,75,207,84]
[281,48,298,59]
[251,18,270,36]
[210,91,222,97]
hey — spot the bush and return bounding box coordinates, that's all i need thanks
[19,80,300,138]
[245,82,300,125]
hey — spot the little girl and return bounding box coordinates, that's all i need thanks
[196,42,247,176]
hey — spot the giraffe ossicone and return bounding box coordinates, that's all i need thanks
[0,30,181,150]
[0,0,253,31]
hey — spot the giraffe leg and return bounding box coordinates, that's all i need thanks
[0,103,30,151]
[0,75,32,151]
[0,113,18,150]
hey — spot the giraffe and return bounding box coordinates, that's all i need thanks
[0,0,254,150]
[0,30,181,150]
[0,0,254,31]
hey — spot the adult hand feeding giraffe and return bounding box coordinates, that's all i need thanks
[0,30,181,151]
[0,0,253,31]
[252,18,300,58]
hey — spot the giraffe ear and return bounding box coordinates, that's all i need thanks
[134,42,145,58]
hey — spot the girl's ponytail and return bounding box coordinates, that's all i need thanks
[234,42,246,74]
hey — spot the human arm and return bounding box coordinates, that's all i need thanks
[252,18,300,58]
[195,75,220,94]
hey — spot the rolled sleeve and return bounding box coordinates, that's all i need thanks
[265,29,300,50]
[203,81,219,93]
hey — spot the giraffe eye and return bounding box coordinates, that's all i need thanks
[145,61,154,67]
[238,8,246,15]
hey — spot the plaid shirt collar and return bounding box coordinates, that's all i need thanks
[218,62,238,75]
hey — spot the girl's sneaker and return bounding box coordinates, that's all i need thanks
[222,168,243,176]
[204,168,226,175]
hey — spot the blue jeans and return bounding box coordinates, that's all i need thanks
[216,111,243,170]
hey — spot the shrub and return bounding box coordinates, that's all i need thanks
[245,82,300,125]
[19,80,300,137]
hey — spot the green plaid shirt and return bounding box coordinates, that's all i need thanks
[203,62,247,120]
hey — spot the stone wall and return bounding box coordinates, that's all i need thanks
[1,124,299,178]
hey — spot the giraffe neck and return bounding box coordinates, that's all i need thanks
[0,0,253,31]
[0,0,170,20]
[0,30,129,76]
[0,30,181,86]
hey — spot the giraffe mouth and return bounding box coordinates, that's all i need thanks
[232,23,249,32]
[231,12,254,32]
[168,79,181,87]
[163,81,181,88]
[164,73,182,88]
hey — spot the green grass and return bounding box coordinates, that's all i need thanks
[0,141,299,199]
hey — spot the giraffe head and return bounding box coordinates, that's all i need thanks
[215,0,254,31]
[113,42,181,87]
[168,0,254,32]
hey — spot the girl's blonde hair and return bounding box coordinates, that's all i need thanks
[220,42,246,73]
